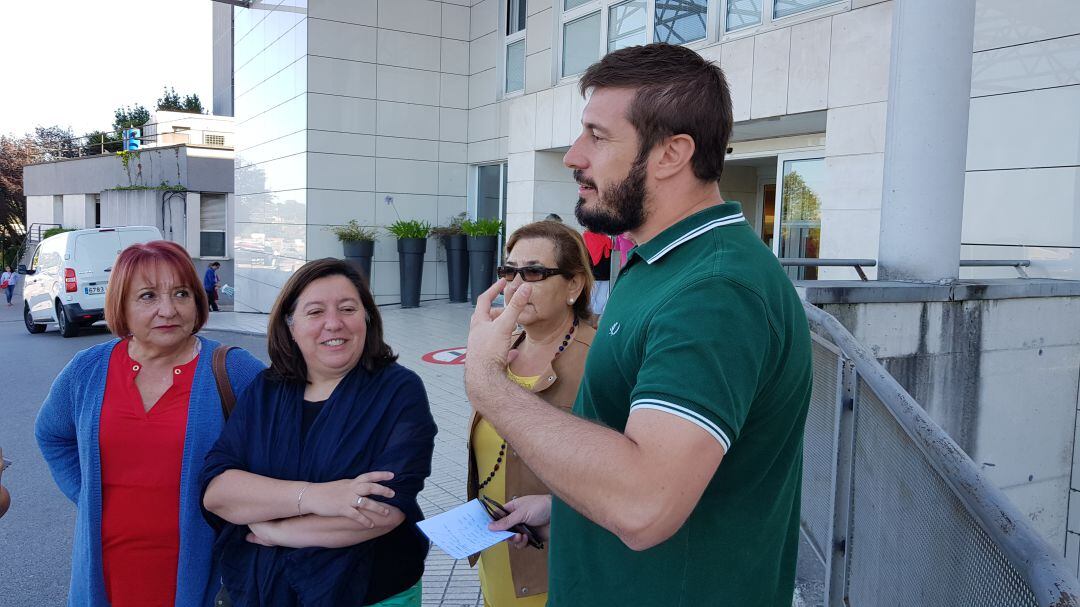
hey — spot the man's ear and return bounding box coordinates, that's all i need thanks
[651,134,696,180]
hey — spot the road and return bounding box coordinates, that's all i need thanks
[0,293,268,606]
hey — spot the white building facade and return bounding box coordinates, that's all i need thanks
[222,0,1080,311]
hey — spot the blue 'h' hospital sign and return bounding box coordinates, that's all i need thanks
[122,128,141,151]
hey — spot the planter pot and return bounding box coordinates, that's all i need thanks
[343,240,375,283]
[444,234,469,303]
[467,235,499,304]
[397,237,427,308]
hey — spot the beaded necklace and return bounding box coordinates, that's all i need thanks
[477,316,579,494]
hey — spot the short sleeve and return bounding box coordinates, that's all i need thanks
[629,277,772,451]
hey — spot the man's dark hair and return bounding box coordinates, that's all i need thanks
[267,258,397,383]
[580,43,734,182]
[209,262,221,268]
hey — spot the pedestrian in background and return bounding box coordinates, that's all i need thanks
[1,265,17,307]
[35,240,264,607]
[204,261,221,312]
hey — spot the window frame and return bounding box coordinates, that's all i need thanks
[199,193,230,260]
[719,0,849,40]
[556,0,720,85]
[503,0,528,96]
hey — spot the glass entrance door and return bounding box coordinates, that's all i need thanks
[774,157,824,280]
[472,162,508,256]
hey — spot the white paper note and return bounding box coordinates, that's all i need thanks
[416,499,514,559]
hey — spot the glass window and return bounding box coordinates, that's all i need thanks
[608,1,646,52]
[201,194,228,258]
[508,0,527,34]
[778,158,823,280]
[774,0,839,19]
[654,0,707,44]
[505,40,526,93]
[564,0,593,10]
[562,11,601,77]
[726,0,762,31]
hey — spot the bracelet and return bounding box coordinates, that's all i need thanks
[296,482,312,516]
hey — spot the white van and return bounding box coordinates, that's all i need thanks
[20,226,163,337]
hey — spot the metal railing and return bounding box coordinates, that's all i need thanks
[800,301,1080,606]
[961,259,1032,278]
[780,258,877,281]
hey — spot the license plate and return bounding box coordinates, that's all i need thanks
[84,286,106,295]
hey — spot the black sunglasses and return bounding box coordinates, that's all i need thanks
[496,265,570,283]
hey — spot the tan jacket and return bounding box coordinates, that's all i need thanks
[466,321,595,598]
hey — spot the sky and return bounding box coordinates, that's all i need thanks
[0,0,214,138]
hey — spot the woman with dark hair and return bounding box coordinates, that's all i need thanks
[35,240,265,606]
[467,221,595,607]
[201,258,437,607]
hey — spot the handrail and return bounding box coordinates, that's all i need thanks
[779,258,877,281]
[778,258,1034,280]
[961,259,1031,278]
[802,301,1080,606]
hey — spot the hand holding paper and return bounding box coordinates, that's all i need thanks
[416,499,514,559]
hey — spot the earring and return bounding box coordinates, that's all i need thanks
[568,298,575,305]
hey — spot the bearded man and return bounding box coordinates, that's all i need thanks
[465,43,813,606]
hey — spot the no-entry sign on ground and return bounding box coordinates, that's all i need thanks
[421,347,467,365]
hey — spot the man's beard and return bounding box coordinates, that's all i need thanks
[574,152,649,236]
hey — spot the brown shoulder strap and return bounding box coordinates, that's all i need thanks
[212,346,238,420]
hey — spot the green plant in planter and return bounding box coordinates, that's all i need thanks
[430,212,468,238]
[385,219,432,239]
[461,218,504,237]
[327,220,379,242]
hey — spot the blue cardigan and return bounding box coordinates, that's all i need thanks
[35,336,265,607]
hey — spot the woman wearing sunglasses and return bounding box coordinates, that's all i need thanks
[467,220,595,607]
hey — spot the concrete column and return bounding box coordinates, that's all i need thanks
[877,0,977,282]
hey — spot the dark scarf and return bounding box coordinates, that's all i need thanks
[201,362,436,606]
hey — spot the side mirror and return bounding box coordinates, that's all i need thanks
[17,265,27,274]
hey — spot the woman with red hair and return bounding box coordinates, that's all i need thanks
[36,240,265,607]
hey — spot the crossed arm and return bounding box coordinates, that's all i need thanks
[203,469,404,549]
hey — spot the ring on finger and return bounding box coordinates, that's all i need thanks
[356,496,365,507]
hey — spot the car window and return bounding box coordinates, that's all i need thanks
[30,246,41,270]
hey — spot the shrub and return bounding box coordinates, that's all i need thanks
[385,219,432,239]
[461,218,503,237]
[326,220,379,243]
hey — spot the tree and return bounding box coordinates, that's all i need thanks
[181,93,204,114]
[0,134,35,264]
[113,104,150,132]
[31,126,79,161]
[80,130,122,155]
[157,86,183,111]
[157,87,205,114]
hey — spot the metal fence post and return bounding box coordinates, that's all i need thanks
[827,357,857,607]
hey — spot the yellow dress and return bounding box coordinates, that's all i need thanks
[475,369,548,607]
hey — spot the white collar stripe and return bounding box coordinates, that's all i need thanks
[645,213,746,264]
[630,399,732,451]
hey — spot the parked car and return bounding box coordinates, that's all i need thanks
[20,226,164,337]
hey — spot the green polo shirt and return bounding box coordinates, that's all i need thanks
[548,202,812,607]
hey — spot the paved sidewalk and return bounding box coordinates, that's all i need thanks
[208,302,485,607]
